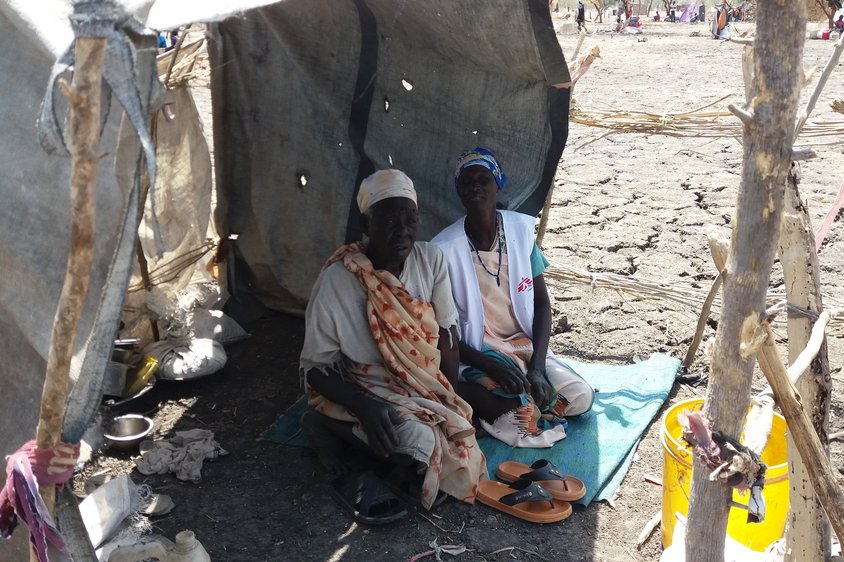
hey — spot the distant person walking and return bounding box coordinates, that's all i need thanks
[576,0,587,31]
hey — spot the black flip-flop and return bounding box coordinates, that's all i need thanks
[329,471,407,525]
[476,479,572,523]
[496,459,586,502]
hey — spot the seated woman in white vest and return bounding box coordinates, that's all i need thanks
[432,148,594,448]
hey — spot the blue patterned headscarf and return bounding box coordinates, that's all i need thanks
[454,147,507,191]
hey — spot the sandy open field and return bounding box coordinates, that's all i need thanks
[78,17,844,562]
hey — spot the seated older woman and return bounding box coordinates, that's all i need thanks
[300,169,486,522]
[433,148,594,448]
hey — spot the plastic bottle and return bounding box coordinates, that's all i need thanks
[107,530,211,562]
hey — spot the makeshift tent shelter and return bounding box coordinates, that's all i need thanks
[679,1,700,22]
[0,0,571,558]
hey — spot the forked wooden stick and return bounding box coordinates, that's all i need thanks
[35,35,106,516]
[755,322,844,544]
[795,34,844,136]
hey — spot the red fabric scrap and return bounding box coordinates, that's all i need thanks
[0,440,79,561]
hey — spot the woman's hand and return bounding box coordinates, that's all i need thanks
[484,360,531,396]
[526,368,553,410]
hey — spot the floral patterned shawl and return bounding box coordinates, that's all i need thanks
[309,244,486,508]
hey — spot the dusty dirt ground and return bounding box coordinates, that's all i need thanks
[77,18,844,562]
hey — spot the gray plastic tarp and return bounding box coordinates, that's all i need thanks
[212,0,571,312]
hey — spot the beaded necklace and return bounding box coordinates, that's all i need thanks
[465,213,503,286]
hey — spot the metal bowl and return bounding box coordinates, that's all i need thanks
[104,414,153,452]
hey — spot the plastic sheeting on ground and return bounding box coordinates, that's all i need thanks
[263,354,681,505]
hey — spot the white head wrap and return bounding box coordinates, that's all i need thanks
[357,169,417,214]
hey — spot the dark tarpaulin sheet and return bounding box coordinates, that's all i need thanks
[211,0,571,312]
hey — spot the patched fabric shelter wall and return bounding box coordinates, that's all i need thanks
[0,4,144,558]
[0,1,273,559]
[211,0,571,311]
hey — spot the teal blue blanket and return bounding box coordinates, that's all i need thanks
[263,354,680,504]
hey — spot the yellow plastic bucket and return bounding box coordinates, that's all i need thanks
[661,398,789,551]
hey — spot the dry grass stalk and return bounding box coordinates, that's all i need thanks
[543,261,844,336]
[569,100,844,140]
[545,260,714,310]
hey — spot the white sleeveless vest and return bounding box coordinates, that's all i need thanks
[432,211,537,370]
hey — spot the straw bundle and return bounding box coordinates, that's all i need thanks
[156,38,205,88]
[570,102,735,138]
[545,260,717,311]
[570,98,844,141]
[543,260,844,335]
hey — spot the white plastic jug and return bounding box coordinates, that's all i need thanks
[108,531,211,562]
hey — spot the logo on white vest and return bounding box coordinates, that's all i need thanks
[517,277,533,293]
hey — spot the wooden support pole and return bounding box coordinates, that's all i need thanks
[536,184,555,248]
[786,309,837,382]
[755,309,836,392]
[778,168,833,562]
[681,273,721,370]
[35,34,106,516]
[756,322,844,544]
[537,33,589,248]
[571,28,587,60]
[733,36,838,557]
[137,116,160,342]
[684,0,806,559]
[741,45,753,108]
[706,228,774,467]
[163,24,191,89]
[55,487,96,559]
[706,228,728,272]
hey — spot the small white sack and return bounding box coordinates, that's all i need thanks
[190,309,248,345]
[145,338,226,380]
